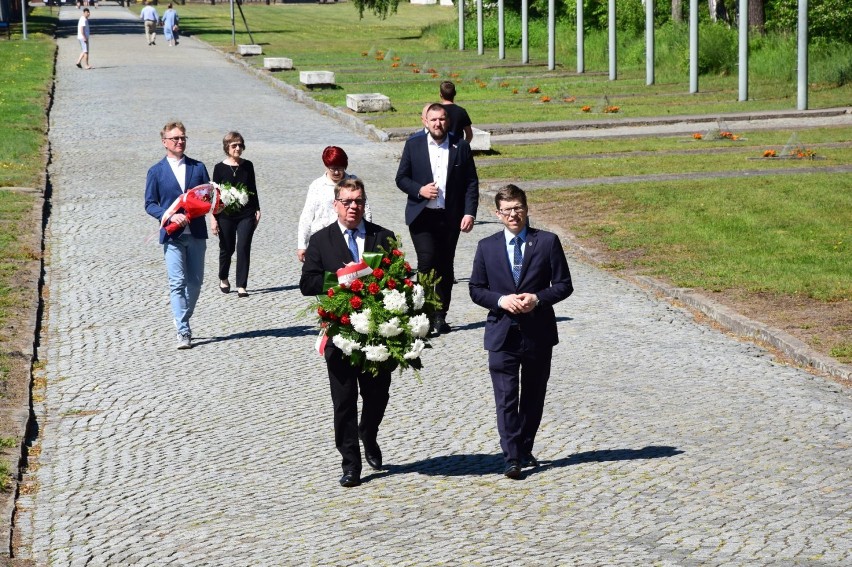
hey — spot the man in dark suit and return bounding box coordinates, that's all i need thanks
[469,184,574,479]
[396,103,479,335]
[144,121,210,350]
[300,178,397,488]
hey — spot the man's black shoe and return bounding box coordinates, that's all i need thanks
[521,453,539,468]
[339,471,361,487]
[362,439,383,470]
[431,313,451,335]
[503,459,522,479]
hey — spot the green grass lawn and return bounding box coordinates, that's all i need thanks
[155,4,852,129]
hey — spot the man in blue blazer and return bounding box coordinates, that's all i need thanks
[144,121,210,349]
[469,184,574,479]
[396,103,479,335]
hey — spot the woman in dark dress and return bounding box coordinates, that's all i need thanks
[211,131,261,297]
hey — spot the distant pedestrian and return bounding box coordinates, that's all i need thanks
[75,8,92,70]
[161,3,179,47]
[140,0,159,46]
[440,81,474,143]
[210,132,261,298]
[144,121,210,350]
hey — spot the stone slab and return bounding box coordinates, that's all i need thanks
[238,44,262,56]
[300,70,335,86]
[411,0,437,4]
[469,127,492,151]
[346,93,392,113]
[263,57,293,71]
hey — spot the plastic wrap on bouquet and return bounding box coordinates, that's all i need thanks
[160,183,224,236]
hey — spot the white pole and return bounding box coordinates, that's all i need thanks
[230,0,235,46]
[458,0,464,51]
[646,0,654,85]
[477,0,483,55]
[547,0,555,70]
[738,0,748,101]
[21,0,28,40]
[577,0,584,73]
[797,0,808,109]
[498,0,505,59]
[521,0,528,63]
[608,0,616,80]
[689,0,698,93]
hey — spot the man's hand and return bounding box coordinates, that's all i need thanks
[170,213,188,227]
[418,183,438,200]
[499,293,538,314]
[297,249,306,263]
[460,215,474,233]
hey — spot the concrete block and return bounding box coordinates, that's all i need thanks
[439,0,454,5]
[469,127,492,151]
[300,71,336,86]
[411,0,437,4]
[346,93,392,113]
[263,57,293,71]
[238,44,262,56]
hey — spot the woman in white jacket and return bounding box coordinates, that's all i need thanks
[296,146,372,262]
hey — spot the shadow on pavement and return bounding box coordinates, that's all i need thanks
[371,445,683,480]
[194,324,315,345]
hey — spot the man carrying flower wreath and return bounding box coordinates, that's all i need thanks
[300,178,397,488]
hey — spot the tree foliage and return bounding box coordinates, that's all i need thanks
[352,0,401,20]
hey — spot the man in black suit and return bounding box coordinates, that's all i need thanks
[469,185,574,479]
[300,178,397,488]
[396,103,479,335]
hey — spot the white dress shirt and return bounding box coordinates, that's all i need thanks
[426,135,449,209]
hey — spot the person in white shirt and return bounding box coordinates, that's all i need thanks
[75,8,92,70]
[140,0,160,46]
[296,146,372,262]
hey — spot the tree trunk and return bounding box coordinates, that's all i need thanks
[672,0,683,23]
[749,0,766,34]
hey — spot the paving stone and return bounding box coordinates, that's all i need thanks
[14,5,852,566]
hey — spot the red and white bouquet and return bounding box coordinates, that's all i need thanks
[308,238,441,377]
[160,183,224,236]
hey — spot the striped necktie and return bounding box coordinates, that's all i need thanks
[510,236,523,285]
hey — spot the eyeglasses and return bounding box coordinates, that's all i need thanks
[336,198,366,208]
[327,167,345,173]
[164,136,187,143]
[497,206,526,217]
[229,143,245,149]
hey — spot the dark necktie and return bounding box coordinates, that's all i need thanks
[511,236,523,285]
[346,229,359,262]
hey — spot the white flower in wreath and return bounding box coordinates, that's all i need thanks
[238,189,249,205]
[350,308,372,335]
[382,288,409,314]
[408,313,430,338]
[364,344,390,362]
[332,334,362,356]
[411,284,425,310]
[403,338,426,360]
[378,317,404,338]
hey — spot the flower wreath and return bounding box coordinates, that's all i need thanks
[307,237,441,378]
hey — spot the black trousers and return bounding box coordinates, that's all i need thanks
[409,208,461,314]
[216,213,256,288]
[325,346,392,474]
[488,327,552,462]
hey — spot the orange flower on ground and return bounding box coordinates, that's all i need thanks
[361,51,368,57]
[392,56,400,61]
[412,68,420,74]
[763,149,777,158]
[528,86,541,94]
[512,89,519,94]
[603,106,620,113]
[391,63,399,68]
[431,73,439,78]
[408,62,418,67]
[426,68,437,74]
[375,56,384,61]
[540,96,551,103]
[793,149,816,158]
[563,96,576,103]
[581,105,591,112]
[450,73,460,78]
[693,133,703,140]
[500,82,510,88]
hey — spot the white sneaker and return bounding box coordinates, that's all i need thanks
[176,333,192,350]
